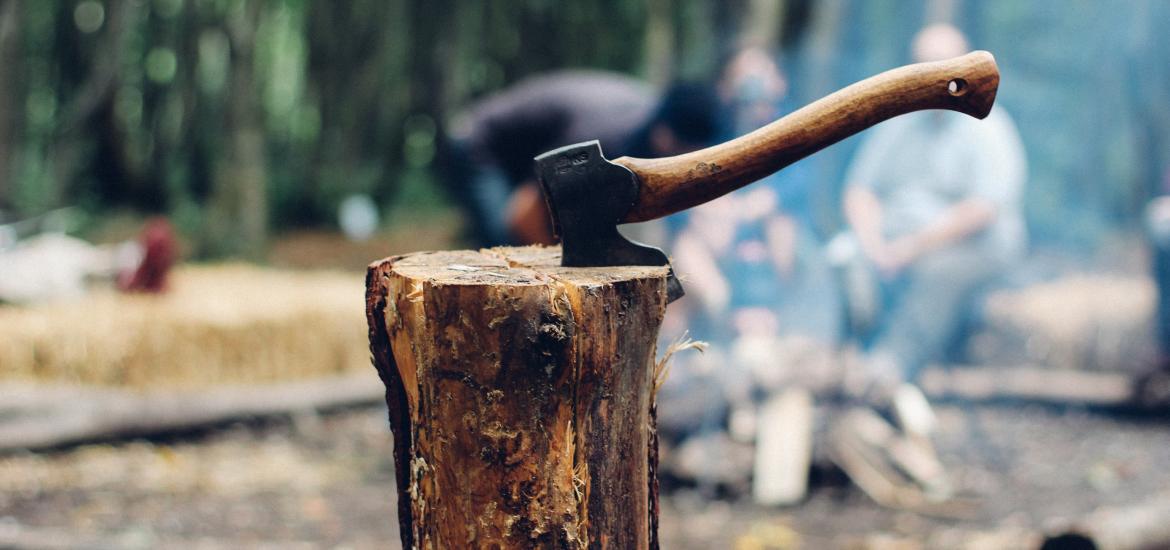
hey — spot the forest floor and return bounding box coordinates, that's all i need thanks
[2,401,1169,549]
[3,227,1164,548]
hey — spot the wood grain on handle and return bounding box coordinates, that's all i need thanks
[615,50,999,223]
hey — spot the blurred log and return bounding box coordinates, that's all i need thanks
[366,246,669,549]
[919,366,1139,407]
[752,387,813,506]
[828,408,929,510]
[1041,493,1170,550]
[971,276,1157,373]
[0,372,384,451]
[0,522,325,548]
[848,528,1040,549]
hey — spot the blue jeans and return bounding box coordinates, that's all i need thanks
[868,247,1007,380]
[1155,240,1170,357]
[441,139,515,247]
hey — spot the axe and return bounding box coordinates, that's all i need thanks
[535,51,999,302]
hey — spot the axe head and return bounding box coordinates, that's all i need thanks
[535,140,684,303]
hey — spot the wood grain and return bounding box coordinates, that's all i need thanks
[366,246,669,549]
[616,51,999,222]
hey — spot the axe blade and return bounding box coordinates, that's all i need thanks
[535,140,684,303]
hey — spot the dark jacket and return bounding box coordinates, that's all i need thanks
[451,71,656,186]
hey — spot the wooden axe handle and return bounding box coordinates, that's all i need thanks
[615,51,999,223]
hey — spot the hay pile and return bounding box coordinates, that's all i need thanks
[0,264,369,389]
[974,275,1158,372]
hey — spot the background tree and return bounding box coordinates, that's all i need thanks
[0,0,20,212]
[1,0,1167,258]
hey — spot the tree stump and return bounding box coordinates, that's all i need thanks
[366,246,669,549]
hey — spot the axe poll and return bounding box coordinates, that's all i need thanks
[535,51,1000,302]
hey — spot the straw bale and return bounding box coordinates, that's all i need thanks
[0,264,368,389]
[973,275,1157,372]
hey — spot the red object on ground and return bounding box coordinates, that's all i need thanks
[118,218,176,293]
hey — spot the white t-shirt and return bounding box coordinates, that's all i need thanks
[845,107,1027,261]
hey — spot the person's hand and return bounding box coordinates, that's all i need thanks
[672,231,731,318]
[857,237,895,273]
[877,235,925,277]
[505,182,555,245]
[857,235,888,264]
[859,235,921,278]
[1146,196,1170,247]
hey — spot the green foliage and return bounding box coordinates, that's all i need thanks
[0,0,722,256]
[0,0,1167,256]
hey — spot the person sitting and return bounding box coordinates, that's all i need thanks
[840,23,1028,394]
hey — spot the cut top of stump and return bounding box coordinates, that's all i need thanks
[383,245,671,291]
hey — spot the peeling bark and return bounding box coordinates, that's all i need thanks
[366,246,668,549]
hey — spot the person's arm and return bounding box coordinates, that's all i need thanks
[764,213,797,278]
[506,181,556,245]
[842,122,900,264]
[672,230,730,317]
[889,198,996,261]
[887,111,1025,269]
[844,186,889,262]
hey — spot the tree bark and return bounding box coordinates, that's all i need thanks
[366,245,669,549]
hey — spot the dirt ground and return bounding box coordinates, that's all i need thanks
[2,401,1168,549]
[2,231,1164,548]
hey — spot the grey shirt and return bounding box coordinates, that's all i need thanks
[845,107,1027,261]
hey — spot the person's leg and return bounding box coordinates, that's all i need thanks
[439,139,515,247]
[870,248,1004,381]
[1155,242,1170,360]
[775,223,843,344]
[833,236,885,347]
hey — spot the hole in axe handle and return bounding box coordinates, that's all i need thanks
[947,78,968,96]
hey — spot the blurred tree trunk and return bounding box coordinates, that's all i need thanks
[402,0,452,177]
[136,1,183,212]
[50,0,139,211]
[671,0,718,78]
[741,0,783,49]
[407,0,452,130]
[1130,0,1170,201]
[644,0,674,86]
[0,0,20,212]
[377,0,410,203]
[303,0,335,223]
[210,1,267,257]
[174,0,211,205]
[712,0,746,57]
[305,0,406,221]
